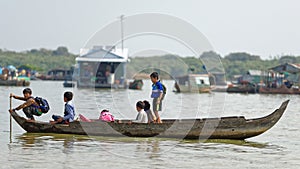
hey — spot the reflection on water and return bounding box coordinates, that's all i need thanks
[181,139,270,149]
[4,130,293,169]
[13,133,279,154]
[15,133,92,148]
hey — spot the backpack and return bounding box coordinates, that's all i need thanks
[162,83,167,95]
[34,97,50,113]
[157,81,167,95]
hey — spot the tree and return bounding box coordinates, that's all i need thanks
[279,55,296,64]
[225,52,261,61]
[52,46,69,56]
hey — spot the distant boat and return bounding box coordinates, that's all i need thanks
[0,79,30,86]
[0,66,30,86]
[9,100,289,140]
[259,63,300,94]
[227,81,257,94]
[63,80,75,88]
[34,69,73,81]
[259,85,300,94]
[174,74,211,93]
[128,79,143,90]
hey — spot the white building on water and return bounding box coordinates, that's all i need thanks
[74,46,129,88]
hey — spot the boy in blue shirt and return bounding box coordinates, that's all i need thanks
[50,91,75,124]
[150,72,163,123]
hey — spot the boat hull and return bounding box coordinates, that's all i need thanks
[10,100,289,140]
[259,85,300,94]
[0,79,30,86]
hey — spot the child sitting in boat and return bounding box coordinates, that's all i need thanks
[131,101,147,123]
[99,109,114,122]
[143,100,156,123]
[78,109,114,122]
[50,91,75,124]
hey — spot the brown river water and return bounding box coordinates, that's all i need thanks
[0,80,299,169]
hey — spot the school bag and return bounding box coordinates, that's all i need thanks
[34,97,50,113]
[157,82,167,99]
[162,83,167,95]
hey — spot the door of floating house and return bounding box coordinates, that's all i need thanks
[74,46,128,88]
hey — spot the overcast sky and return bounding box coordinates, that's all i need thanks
[1,0,300,59]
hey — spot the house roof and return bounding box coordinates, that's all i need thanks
[76,47,128,63]
[247,70,262,76]
[269,63,300,73]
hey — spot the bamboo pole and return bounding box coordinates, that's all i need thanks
[9,96,12,143]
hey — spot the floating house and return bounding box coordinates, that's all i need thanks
[244,70,263,84]
[36,69,73,81]
[74,46,128,88]
[259,63,300,94]
[174,74,211,93]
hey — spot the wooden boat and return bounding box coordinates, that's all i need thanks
[259,85,300,94]
[174,74,211,93]
[0,79,30,86]
[128,79,143,90]
[10,100,289,140]
[227,82,257,94]
[63,80,75,88]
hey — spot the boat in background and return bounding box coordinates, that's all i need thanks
[259,85,300,94]
[259,63,300,94]
[34,69,73,81]
[227,81,257,94]
[128,79,143,90]
[174,74,211,93]
[0,79,30,86]
[9,100,289,140]
[63,80,75,88]
[0,65,30,86]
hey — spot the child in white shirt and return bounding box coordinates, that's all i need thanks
[132,101,147,123]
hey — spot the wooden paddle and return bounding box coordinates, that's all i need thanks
[9,95,12,142]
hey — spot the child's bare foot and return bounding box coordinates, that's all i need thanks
[49,121,57,124]
[26,119,35,122]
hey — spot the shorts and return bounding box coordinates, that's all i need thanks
[153,98,163,112]
[23,106,42,119]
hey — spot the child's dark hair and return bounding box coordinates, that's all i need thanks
[23,88,32,95]
[143,100,151,111]
[136,101,144,109]
[101,109,109,113]
[64,91,73,101]
[150,72,159,79]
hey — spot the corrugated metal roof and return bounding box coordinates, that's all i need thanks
[269,63,300,73]
[76,47,128,62]
[247,70,262,76]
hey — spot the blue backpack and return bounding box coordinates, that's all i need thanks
[34,97,50,113]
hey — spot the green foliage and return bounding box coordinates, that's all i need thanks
[2,47,300,81]
[52,46,69,56]
[0,47,77,73]
[279,55,297,64]
[225,52,261,61]
[127,52,300,81]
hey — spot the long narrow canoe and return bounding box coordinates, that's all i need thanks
[10,100,289,140]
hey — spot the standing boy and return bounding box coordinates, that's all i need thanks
[150,72,163,123]
[9,88,42,121]
[50,91,75,124]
